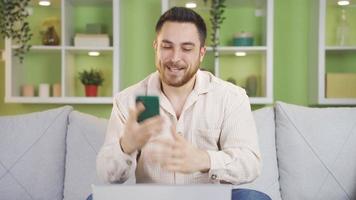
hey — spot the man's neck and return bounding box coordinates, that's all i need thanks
[161,75,197,119]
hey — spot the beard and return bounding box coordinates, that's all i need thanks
[156,58,200,87]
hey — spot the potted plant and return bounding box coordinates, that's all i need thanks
[78,69,104,97]
[0,0,33,63]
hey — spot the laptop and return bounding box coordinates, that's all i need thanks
[92,184,232,200]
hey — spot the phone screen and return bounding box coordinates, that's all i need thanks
[135,96,160,122]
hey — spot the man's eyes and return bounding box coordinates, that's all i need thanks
[161,44,172,49]
[161,44,194,51]
[182,47,193,51]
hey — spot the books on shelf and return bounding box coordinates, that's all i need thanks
[74,34,110,47]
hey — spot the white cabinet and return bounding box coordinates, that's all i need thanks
[310,0,356,105]
[162,0,274,104]
[4,0,120,104]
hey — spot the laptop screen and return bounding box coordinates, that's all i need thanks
[92,184,232,200]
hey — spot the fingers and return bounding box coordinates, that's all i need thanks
[150,137,174,148]
[163,160,183,171]
[127,102,145,122]
[142,115,163,127]
[136,102,145,114]
[140,116,164,136]
[161,151,186,172]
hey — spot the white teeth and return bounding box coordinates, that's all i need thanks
[168,66,181,71]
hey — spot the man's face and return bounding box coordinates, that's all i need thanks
[154,22,206,87]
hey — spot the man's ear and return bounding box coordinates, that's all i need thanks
[199,46,206,62]
[153,40,157,50]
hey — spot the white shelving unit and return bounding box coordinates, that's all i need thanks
[310,0,356,105]
[4,0,120,104]
[162,0,274,104]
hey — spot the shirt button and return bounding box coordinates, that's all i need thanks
[211,174,217,180]
[126,160,132,166]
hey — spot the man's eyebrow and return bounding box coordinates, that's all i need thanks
[161,40,195,47]
[162,40,173,44]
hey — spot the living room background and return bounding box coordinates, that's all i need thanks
[0,0,310,118]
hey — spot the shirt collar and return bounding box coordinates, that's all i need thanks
[193,69,210,95]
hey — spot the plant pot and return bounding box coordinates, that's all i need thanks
[85,85,98,97]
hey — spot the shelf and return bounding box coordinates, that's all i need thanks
[316,98,356,105]
[5,97,113,104]
[325,46,356,51]
[65,46,114,52]
[206,46,267,54]
[4,0,120,104]
[310,0,356,105]
[162,0,273,104]
[12,45,62,51]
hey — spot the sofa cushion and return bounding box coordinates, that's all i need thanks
[275,101,356,200]
[238,107,282,200]
[0,106,72,200]
[63,111,107,200]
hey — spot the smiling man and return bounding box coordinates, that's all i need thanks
[96,7,271,200]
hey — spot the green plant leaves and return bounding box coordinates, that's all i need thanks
[78,69,105,86]
[209,0,226,50]
[0,0,32,63]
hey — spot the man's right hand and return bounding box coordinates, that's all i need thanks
[120,102,164,154]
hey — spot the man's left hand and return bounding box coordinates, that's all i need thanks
[160,126,211,174]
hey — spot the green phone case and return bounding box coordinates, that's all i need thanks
[136,96,160,122]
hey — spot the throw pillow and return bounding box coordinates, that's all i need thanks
[63,111,107,200]
[276,101,356,199]
[0,106,72,200]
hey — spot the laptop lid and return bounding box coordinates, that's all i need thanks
[92,184,232,200]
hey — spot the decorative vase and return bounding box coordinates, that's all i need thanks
[85,85,98,97]
[336,9,349,46]
[233,31,254,46]
[52,83,61,97]
[42,26,60,45]
[21,84,35,97]
[39,83,50,97]
[246,75,258,97]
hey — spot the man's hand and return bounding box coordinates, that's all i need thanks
[160,126,211,174]
[120,102,164,154]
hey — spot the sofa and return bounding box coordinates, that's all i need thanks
[0,101,355,200]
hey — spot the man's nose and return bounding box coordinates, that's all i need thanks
[171,49,182,63]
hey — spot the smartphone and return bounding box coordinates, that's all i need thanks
[135,95,160,122]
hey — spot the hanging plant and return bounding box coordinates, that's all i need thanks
[204,0,226,53]
[0,0,33,63]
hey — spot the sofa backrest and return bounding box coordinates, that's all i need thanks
[66,107,282,200]
[0,106,73,200]
[275,101,356,200]
[63,110,107,200]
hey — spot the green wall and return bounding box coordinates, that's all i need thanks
[274,0,309,105]
[0,0,311,118]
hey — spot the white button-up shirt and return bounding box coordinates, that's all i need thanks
[97,70,261,185]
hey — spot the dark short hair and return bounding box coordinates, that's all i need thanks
[155,7,207,46]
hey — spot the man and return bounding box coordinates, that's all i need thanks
[96,7,271,200]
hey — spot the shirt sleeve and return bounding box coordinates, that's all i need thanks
[96,97,137,183]
[206,90,261,185]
